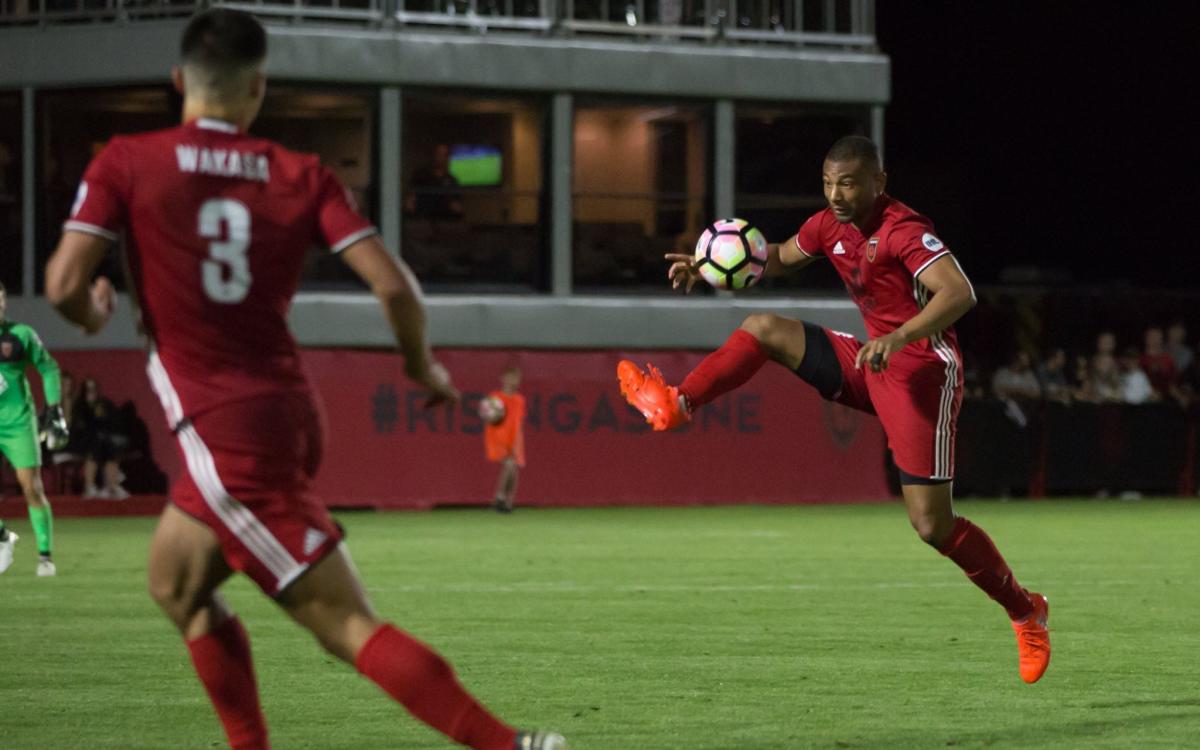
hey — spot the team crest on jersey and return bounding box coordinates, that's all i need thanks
[0,333,22,362]
[867,237,879,262]
[922,232,944,252]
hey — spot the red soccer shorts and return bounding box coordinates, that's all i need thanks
[818,327,963,481]
[171,392,343,596]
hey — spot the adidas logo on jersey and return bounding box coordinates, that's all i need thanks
[303,528,328,556]
[832,241,846,255]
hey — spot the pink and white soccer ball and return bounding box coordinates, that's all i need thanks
[479,395,506,425]
[694,218,768,290]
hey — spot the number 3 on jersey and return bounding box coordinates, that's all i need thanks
[199,198,252,303]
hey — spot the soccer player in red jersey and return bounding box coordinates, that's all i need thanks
[618,136,1051,684]
[43,10,566,750]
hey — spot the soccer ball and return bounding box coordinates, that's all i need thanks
[694,218,768,291]
[479,396,506,425]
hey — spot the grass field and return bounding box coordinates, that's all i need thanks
[2,499,1199,749]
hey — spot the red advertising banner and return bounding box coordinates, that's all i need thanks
[51,349,889,507]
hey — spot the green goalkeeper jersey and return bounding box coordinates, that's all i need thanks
[0,319,61,426]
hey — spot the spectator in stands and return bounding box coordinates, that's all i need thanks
[1166,321,1193,374]
[1139,326,1177,398]
[1087,353,1123,402]
[1118,347,1156,404]
[1096,330,1117,358]
[1036,348,1072,404]
[1070,354,1093,402]
[404,143,463,221]
[991,351,1041,401]
[76,378,130,499]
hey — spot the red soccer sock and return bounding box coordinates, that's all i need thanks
[939,517,1034,621]
[355,624,517,750]
[186,617,270,750]
[678,329,769,409]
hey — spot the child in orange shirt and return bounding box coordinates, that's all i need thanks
[481,366,526,513]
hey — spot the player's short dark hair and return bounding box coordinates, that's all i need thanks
[825,135,882,170]
[181,8,267,80]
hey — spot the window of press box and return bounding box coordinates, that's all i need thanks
[733,104,870,295]
[0,93,22,295]
[401,92,549,293]
[256,87,378,290]
[34,85,376,293]
[35,86,176,294]
[572,100,711,294]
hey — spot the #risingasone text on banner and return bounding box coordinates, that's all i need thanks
[52,349,889,507]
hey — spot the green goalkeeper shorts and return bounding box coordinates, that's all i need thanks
[0,413,42,469]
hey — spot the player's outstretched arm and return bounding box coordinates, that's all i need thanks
[45,231,117,335]
[855,254,976,372]
[664,232,817,293]
[340,236,460,407]
[25,324,63,408]
[765,233,820,278]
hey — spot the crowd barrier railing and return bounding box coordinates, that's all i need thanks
[0,0,877,49]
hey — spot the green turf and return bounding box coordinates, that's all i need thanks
[2,499,1198,749]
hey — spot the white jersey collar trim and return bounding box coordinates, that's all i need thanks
[196,117,239,134]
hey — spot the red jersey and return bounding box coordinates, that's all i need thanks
[795,194,967,358]
[66,117,375,427]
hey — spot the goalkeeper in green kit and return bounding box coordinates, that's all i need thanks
[0,281,68,577]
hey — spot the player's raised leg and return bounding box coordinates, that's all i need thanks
[147,505,270,750]
[278,547,566,750]
[618,313,808,430]
[16,467,56,576]
[901,480,1050,683]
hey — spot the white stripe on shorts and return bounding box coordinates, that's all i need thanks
[176,425,302,585]
[912,279,958,480]
[929,334,958,480]
[146,347,304,590]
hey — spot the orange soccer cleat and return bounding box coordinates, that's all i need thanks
[616,360,690,431]
[1012,591,1051,684]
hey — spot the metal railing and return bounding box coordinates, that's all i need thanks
[394,0,555,32]
[0,0,875,47]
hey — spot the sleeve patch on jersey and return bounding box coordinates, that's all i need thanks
[921,232,945,252]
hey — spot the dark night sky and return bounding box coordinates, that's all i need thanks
[875,4,1195,288]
